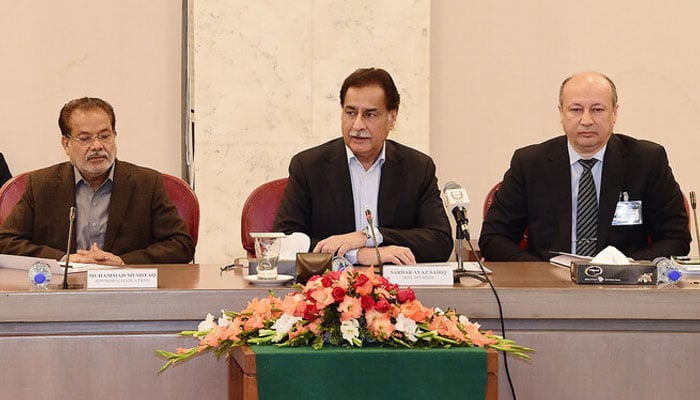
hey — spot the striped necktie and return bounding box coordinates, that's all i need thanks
[577,159,598,256]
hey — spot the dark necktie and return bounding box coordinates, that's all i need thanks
[577,159,598,256]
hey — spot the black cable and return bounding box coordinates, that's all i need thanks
[465,239,518,400]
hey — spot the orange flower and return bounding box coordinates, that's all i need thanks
[399,299,433,323]
[222,323,243,342]
[280,293,307,317]
[243,314,265,331]
[354,274,374,297]
[464,323,497,347]
[287,321,307,340]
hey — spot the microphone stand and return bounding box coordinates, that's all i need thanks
[452,215,486,283]
[62,206,76,290]
[690,191,700,258]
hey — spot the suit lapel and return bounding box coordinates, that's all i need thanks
[323,140,355,231]
[544,139,574,251]
[597,135,627,250]
[104,160,131,249]
[55,163,77,250]
[378,141,403,225]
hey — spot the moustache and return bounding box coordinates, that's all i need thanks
[349,130,371,139]
[86,151,109,161]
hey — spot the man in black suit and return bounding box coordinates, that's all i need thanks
[0,153,11,188]
[479,72,691,261]
[274,68,453,265]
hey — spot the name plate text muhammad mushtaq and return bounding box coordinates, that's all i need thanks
[87,268,158,288]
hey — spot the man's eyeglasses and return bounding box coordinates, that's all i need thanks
[69,132,115,146]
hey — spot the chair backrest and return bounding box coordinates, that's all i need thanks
[161,173,200,246]
[483,181,528,250]
[0,172,28,226]
[240,178,288,258]
[0,171,200,245]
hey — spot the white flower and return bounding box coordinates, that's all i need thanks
[197,313,216,333]
[394,313,419,342]
[270,314,302,342]
[340,319,360,345]
[458,315,480,330]
[434,307,445,316]
[218,310,232,328]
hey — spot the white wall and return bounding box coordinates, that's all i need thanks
[7,1,700,261]
[192,0,430,263]
[1,1,183,177]
[431,1,700,257]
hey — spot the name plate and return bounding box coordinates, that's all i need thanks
[87,268,158,289]
[383,265,453,286]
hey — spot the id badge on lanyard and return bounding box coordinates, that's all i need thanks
[612,191,642,226]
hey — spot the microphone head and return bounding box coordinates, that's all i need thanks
[443,181,470,212]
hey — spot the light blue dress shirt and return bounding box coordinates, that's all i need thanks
[344,143,385,264]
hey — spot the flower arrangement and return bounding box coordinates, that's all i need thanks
[156,267,532,372]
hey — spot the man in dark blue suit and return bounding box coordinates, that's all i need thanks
[274,68,453,265]
[479,72,691,261]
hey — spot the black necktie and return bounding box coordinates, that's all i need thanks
[577,159,598,256]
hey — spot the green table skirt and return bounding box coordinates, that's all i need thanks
[253,345,487,400]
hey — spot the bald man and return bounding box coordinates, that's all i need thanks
[479,71,690,261]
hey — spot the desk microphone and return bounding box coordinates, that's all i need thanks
[62,206,76,290]
[690,191,699,258]
[364,209,383,272]
[443,181,471,240]
[442,181,517,398]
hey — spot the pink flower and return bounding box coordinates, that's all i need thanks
[304,303,320,320]
[366,311,395,340]
[331,286,346,303]
[375,297,390,313]
[307,319,322,335]
[310,286,335,309]
[321,274,333,288]
[396,288,416,304]
[338,295,363,322]
[360,295,376,310]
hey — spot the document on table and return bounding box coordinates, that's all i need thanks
[0,253,119,274]
[59,262,119,273]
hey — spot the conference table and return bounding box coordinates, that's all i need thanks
[1,261,699,400]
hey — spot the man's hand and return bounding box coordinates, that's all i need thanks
[357,245,416,266]
[72,243,125,266]
[313,231,367,256]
